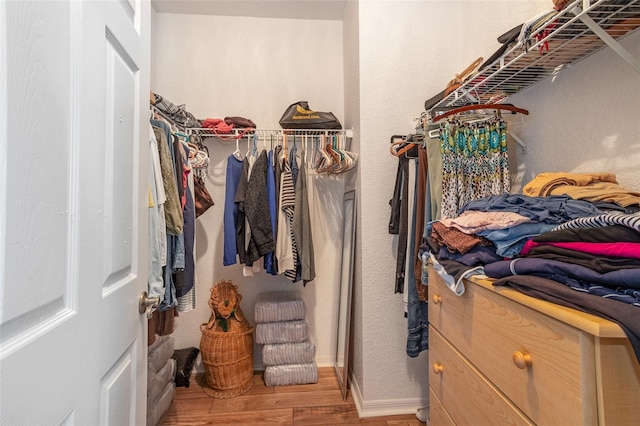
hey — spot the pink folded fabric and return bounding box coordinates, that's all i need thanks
[440,210,531,234]
[521,240,640,260]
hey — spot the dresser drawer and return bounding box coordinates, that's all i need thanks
[429,388,455,426]
[429,326,533,426]
[428,268,597,425]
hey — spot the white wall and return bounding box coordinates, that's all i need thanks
[510,29,640,192]
[353,0,550,411]
[153,12,347,370]
[153,13,344,128]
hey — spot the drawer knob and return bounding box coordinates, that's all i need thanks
[432,294,442,305]
[513,351,533,369]
[432,363,444,374]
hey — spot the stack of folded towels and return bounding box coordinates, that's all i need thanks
[254,292,318,386]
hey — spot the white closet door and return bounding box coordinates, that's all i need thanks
[0,0,150,424]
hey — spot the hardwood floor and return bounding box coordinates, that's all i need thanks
[161,367,426,425]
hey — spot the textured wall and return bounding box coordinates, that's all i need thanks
[354,0,549,405]
[153,13,344,128]
[509,29,640,193]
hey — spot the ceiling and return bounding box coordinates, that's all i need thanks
[150,0,348,21]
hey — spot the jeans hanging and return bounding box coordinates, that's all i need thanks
[406,159,429,356]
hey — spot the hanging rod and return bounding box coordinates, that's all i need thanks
[432,104,529,123]
[188,128,353,138]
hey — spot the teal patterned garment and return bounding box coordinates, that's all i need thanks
[440,117,510,218]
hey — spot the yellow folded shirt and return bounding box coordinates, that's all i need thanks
[523,172,618,196]
[548,181,640,208]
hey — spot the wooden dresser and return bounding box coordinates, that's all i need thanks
[428,266,640,425]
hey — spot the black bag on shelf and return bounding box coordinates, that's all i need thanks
[279,101,342,130]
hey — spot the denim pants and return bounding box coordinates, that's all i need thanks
[406,159,429,357]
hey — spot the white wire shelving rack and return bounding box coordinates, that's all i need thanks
[427,0,640,121]
[187,128,352,140]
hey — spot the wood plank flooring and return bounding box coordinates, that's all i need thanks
[161,367,426,425]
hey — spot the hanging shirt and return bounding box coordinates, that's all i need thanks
[149,125,167,267]
[274,145,283,230]
[389,154,410,293]
[177,170,196,312]
[151,120,184,311]
[152,122,183,235]
[243,150,275,266]
[263,150,278,275]
[440,118,510,218]
[147,144,164,303]
[244,152,257,255]
[234,158,250,265]
[290,142,300,187]
[177,145,195,300]
[223,155,244,266]
[277,157,296,276]
[149,125,166,205]
[172,134,185,211]
[292,152,315,285]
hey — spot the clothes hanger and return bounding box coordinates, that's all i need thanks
[174,131,190,142]
[332,134,345,162]
[251,133,258,157]
[332,134,350,173]
[390,142,418,158]
[192,134,208,156]
[316,134,333,173]
[337,134,355,172]
[329,135,345,173]
[325,140,338,173]
[432,103,529,123]
[327,135,341,173]
[338,133,358,171]
[404,134,422,159]
[232,137,243,160]
[192,150,208,168]
[282,133,288,162]
[186,142,199,159]
[303,134,309,167]
[245,133,252,158]
[311,136,322,171]
[322,135,338,173]
[389,135,412,157]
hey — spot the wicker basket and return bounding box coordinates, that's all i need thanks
[200,326,254,398]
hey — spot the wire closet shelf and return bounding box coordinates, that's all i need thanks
[427,0,640,121]
[187,128,352,140]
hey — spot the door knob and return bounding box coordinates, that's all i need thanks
[139,291,160,318]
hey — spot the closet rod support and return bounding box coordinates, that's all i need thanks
[572,5,640,72]
[510,131,527,154]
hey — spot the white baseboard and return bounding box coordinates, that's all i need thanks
[350,374,428,418]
